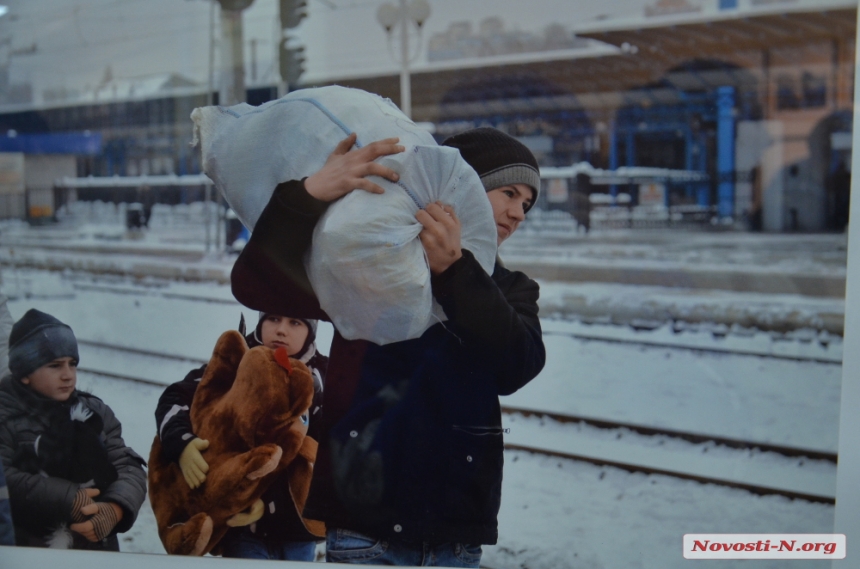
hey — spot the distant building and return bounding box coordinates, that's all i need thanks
[335,2,856,231]
[0,1,853,231]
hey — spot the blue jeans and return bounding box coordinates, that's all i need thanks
[221,527,317,561]
[326,528,482,567]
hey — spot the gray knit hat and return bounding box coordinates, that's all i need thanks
[442,127,541,211]
[8,309,79,380]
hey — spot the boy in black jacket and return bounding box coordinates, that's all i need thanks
[0,309,147,550]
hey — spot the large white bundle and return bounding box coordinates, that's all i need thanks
[191,86,497,344]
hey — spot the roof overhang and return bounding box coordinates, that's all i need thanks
[577,6,856,61]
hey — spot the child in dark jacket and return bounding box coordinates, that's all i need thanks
[154,312,327,561]
[0,459,14,546]
[0,309,147,550]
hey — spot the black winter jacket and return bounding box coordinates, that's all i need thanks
[231,180,545,545]
[0,455,14,545]
[154,332,328,543]
[0,376,147,550]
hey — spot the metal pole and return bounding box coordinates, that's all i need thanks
[215,194,224,253]
[716,85,736,218]
[275,16,286,98]
[208,1,216,106]
[204,182,212,252]
[399,0,411,118]
[219,8,245,105]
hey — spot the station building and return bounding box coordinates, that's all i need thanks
[0,0,854,232]
[335,1,856,232]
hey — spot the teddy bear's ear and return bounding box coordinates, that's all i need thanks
[193,330,248,411]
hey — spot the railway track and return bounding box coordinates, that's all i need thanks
[68,281,843,364]
[541,326,842,365]
[502,407,837,504]
[73,340,837,505]
[76,338,206,387]
[501,406,836,463]
[72,283,239,305]
[502,442,834,504]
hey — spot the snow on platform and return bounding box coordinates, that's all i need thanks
[503,413,836,500]
[541,318,842,363]
[504,333,842,453]
[69,371,835,569]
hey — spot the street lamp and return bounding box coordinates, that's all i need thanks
[217,0,255,106]
[376,0,430,119]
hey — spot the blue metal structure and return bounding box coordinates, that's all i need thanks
[613,90,715,206]
[0,131,101,154]
[716,86,736,218]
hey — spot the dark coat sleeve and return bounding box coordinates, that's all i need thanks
[430,250,545,396]
[0,458,16,545]
[89,398,147,535]
[231,179,330,320]
[154,365,205,464]
[0,422,79,531]
[305,352,328,442]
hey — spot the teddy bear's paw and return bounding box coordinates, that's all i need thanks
[191,515,214,556]
[163,512,213,556]
[246,445,283,480]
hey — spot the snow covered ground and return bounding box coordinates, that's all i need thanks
[0,266,840,568]
[0,212,846,568]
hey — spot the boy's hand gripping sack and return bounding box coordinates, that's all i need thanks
[192,86,497,344]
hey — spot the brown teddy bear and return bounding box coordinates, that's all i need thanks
[148,330,323,556]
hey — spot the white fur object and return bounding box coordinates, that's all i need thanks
[46,524,73,549]
[191,86,496,344]
[69,402,92,423]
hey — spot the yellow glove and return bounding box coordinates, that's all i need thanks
[226,498,265,527]
[179,438,210,489]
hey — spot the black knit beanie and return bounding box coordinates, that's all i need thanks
[9,309,79,380]
[442,127,541,211]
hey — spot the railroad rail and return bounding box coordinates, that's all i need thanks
[73,341,836,505]
[502,443,834,504]
[501,406,837,463]
[68,282,842,365]
[541,329,841,365]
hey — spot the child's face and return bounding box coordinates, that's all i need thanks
[260,316,309,357]
[22,357,78,401]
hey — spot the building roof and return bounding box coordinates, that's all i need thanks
[333,4,856,123]
[577,6,856,62]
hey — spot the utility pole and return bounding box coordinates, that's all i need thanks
[217,0,254,105]
[278,0,308,95]
[249,38,257,83]
[376,0,430,119]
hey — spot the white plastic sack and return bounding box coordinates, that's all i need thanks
[191,86,497,344]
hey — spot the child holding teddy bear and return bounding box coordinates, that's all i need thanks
[154,311,327,561]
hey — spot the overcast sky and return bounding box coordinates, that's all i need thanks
[0,0,850,107]
[0,0,657,104]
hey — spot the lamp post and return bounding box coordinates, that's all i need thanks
[217,0,254,106]
[376,0,430,119]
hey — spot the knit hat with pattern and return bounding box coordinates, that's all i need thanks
[9,309,79,380]
[442,127,541,211]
